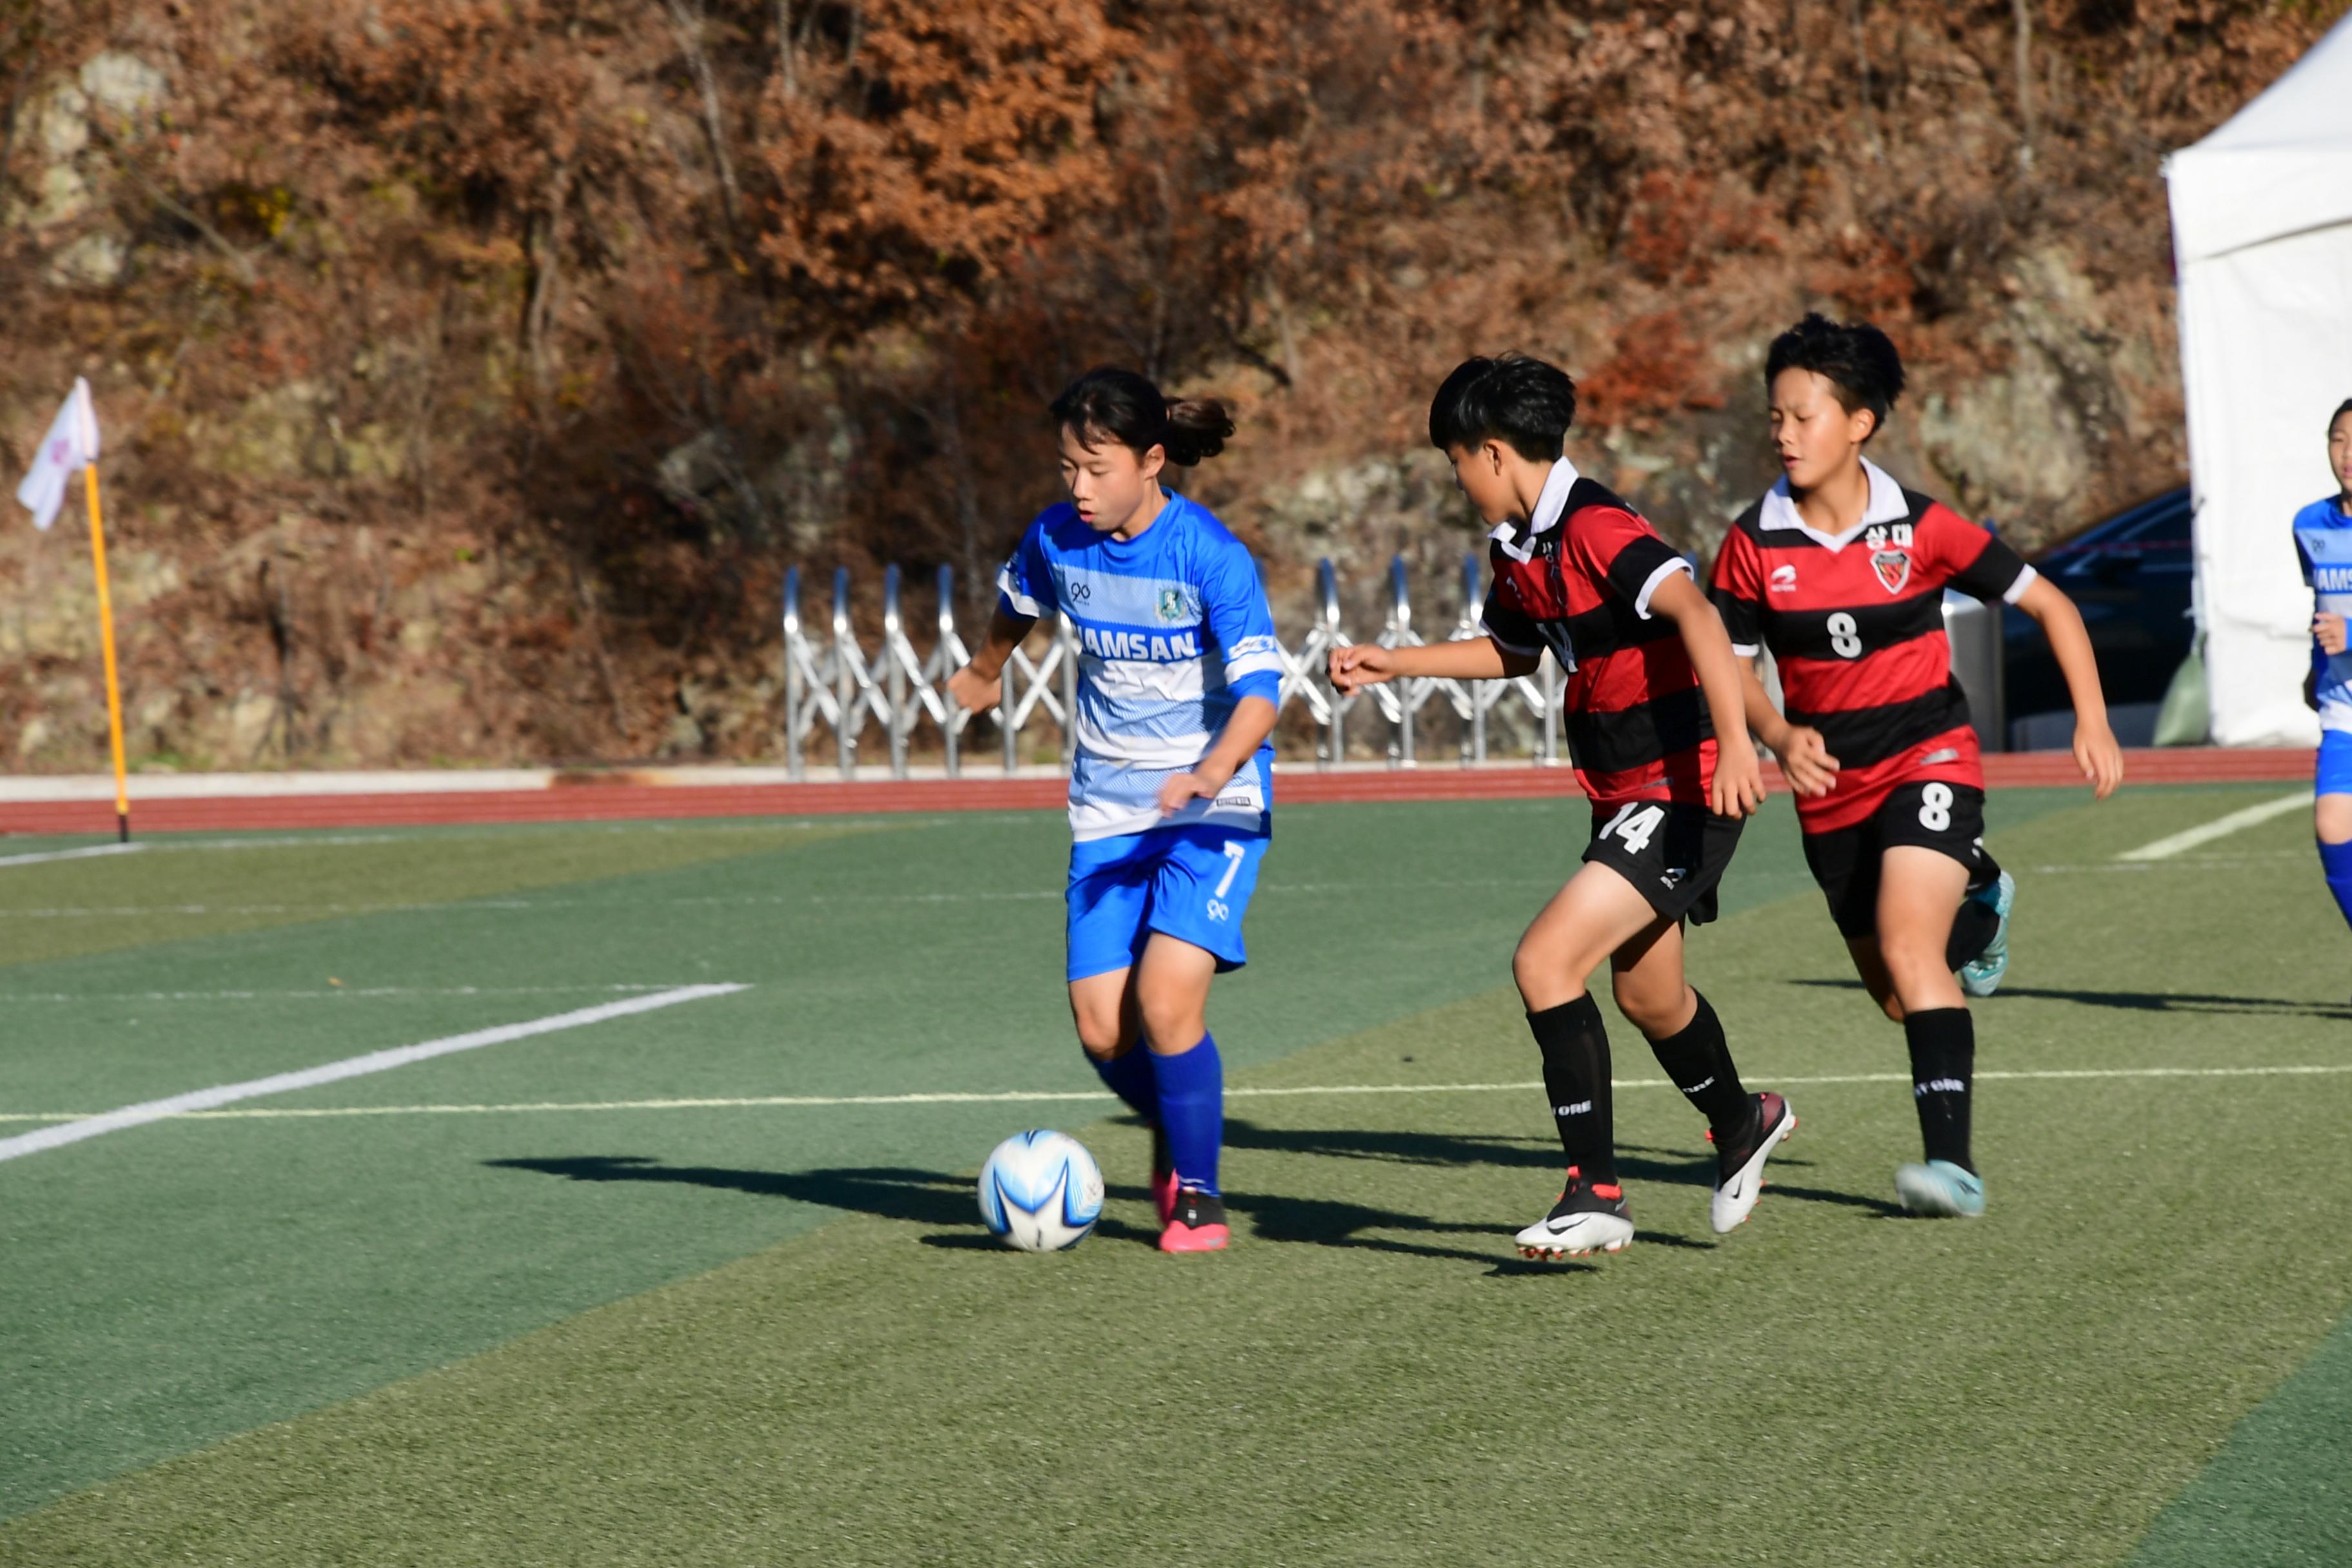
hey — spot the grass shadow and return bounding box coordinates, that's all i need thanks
[486,1153,1620,1269]
[1790,977,2352,1021]
[484,1156,979,1226]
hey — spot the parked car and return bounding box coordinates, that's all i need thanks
[2001,487,2195,748]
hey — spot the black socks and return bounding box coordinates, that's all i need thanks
[1526,994,1616,1187]
[1643,990,1750,1139]
[1945,897,1999,971]
[1945,854,2007,969]
[1905,1006,1975,1173]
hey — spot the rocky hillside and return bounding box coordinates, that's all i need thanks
[3,0,2342,770]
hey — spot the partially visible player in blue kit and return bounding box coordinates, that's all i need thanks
[949,368,1281,1254]
[2296,398,2352,957]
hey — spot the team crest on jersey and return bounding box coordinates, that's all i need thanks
[1870,549,1911,595]
[1154,586,1198,624]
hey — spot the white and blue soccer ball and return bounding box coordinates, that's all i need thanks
[977,1130,1105,1252]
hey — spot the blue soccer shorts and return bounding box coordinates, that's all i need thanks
[1065,825,1270,983]
[2320,727,2352,798]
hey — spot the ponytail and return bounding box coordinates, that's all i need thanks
[1161,397,1234,466]
[1051,368,1234,467]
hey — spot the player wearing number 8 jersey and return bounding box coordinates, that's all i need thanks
[1335,354,1796,1260]
[1710,315,2123,1217]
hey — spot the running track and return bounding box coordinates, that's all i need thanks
[0,750,2314,836]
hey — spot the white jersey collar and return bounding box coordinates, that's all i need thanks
[1490,457,1580,562]
[1759,457,1908,551]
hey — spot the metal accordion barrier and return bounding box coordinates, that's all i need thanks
[779,555,1570,780]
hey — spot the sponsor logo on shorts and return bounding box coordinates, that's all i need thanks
[1914,1077,1967,1096]
[1660,867,1689,888]
[1555,1100,1592,1117]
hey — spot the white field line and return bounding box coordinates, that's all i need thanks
[0,875,1572,920]
[0,983,723,1004]
[4,1060,2347,1126]
[0,843,148,869]
[2117,790,2313,861]
[0,984,750,1161]
[137,821,883,852]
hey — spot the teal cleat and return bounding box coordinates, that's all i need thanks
[1957,870,2015,997]
[1895,1159,1986,1217]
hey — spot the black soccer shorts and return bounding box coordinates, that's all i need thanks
[1800,780,2001,939]
[1581,798,1745,926]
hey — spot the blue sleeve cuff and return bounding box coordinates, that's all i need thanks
[1231,671,1282,707]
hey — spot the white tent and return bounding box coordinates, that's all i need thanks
[2166,12,2352,747]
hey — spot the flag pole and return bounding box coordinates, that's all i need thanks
[81,465,131,842]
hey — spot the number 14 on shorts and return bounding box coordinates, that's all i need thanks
[1602,802,1667,854]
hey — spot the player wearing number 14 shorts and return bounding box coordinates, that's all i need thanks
[1710,315,2123,1217]
[1335,354,1795,1260]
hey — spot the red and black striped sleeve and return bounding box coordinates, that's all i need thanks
[1925,504,2035,603]
[1479,553,1543,657]
[1707,522,1765,656]
[1569,505,1689,619]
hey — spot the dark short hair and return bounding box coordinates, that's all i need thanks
[2331,398,2352,433]
[1049,366,1233,467]
[1428,353,1576,462]
[1765,313,1906,440]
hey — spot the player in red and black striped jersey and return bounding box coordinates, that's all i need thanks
[1333,354,1794,1260]
[1709,315,2123,1219]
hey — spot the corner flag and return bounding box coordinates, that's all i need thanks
[15,377,131,841]
[15,378,101,531]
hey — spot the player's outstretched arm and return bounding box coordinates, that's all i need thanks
[1738,656,1838,798]
[947,609,1038,713]
[1650,571,1765,817]
[2012,575,2121,798]
[1328,636,1535,695]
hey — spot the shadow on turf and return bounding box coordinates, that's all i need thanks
[483,1153,1718,1271]
[1220,1119,1893,1218]
[1791,977,2352,1021]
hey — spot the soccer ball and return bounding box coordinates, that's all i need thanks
[977,1130,1105,1252]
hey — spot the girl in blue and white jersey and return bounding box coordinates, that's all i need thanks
[2295,398,2352,940]
[949,368,1282,1253]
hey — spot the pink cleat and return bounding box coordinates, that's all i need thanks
[1158,1188,1229,1253]
[1152,1126,1179,1227]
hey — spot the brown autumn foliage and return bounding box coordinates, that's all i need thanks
[0,0,2344,769]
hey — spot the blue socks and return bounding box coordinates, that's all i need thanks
[2322,838,2352,934]
[1089,1047,1158,1125]
[1150,1033,1224,1195]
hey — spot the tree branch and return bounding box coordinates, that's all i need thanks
[659,0,743,235]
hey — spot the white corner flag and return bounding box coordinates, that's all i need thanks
[15,377,102,531]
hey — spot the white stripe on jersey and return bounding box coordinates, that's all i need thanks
[1088,656,1206,702]
[1074,713,1213,769]
[996,564,1043,618]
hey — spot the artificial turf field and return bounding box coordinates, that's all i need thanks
[0,783,2347,1565]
